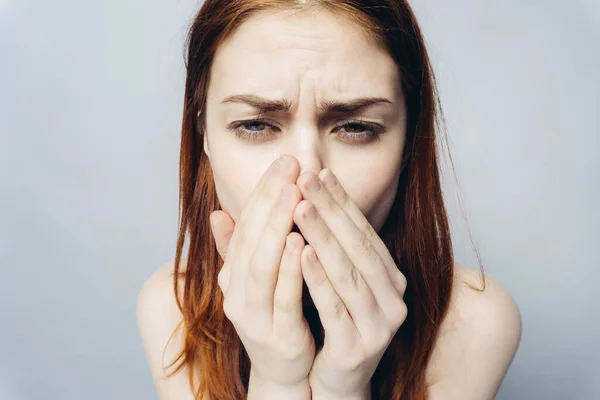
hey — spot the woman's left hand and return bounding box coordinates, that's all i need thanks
[293,169,409,398]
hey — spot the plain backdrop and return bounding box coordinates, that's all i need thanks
[1,0,598,399]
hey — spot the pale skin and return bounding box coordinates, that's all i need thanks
[137,7,522,400]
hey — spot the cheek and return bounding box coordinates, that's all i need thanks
[211,160,263,222]
[339,163,401,230]
[204,128,273,221]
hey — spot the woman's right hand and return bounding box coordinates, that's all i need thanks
[209,154,316,390]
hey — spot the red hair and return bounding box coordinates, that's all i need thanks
[167,0,483,398]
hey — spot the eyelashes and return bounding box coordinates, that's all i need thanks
[226,117,386,144]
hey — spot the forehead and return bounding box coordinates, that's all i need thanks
[208,8,400,102]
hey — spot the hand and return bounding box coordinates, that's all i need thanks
[293,168,408,397]
[210,155,316,389]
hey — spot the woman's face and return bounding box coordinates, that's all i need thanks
[203,8,407,233]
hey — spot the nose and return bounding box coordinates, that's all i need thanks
[282,123,324,176]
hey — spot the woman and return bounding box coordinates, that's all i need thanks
[137,0,522,399]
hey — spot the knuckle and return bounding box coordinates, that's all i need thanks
[282,347,305,362]
[336,264,359,290]
[373,329,395,350]
[350,266,360,286]
[222,297,239,321]
[245,324,268,343]
[364,223,378,243]
[275,341,306,361]
[249,259,271,282]
[389,299,408,326]
[339,190,351,208]
[312,268,329,289]
[322,228,334,245]
[217,269,227,291]
[339,351,367,372]
[265,212,286,237]
[332,298,347,320]
[273,296,296,314]
[325,195,337,213]
[353,226,375,258]
[395,270,408,294]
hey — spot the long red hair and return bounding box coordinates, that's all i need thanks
[167,0,482,398]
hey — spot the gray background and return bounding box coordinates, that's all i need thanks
[1,0,598,399]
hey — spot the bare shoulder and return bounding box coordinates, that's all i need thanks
[137,259,185,342]
[137,257,197,400]
[425,263,522,399]
[451,263,521,322]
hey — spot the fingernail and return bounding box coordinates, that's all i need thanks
[305,205,317,220]
[308,250,317,263]
[306,175,321,192]
[273,155,290,173]
[322,169,336,189]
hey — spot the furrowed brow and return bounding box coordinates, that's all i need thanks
[221,94,393,115]
[221,94,291,113]
[318,97,393,114]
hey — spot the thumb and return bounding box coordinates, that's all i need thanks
[209,210,235,261]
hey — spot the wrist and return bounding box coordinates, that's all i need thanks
[310,380,371,400]
[247,368,311,400]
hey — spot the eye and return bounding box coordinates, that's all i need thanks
[227,117,385,144]
[227,117,279,143]
[332,119,385,144]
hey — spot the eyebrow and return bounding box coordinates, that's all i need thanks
[220,94,393,115]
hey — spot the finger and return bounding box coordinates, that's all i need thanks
[318,168,407,297]
[226,155,300,298]
[272,232,307,339]
[294,200,381,338]
[210,210,235,292]
[297,171,404,322]
[210,210,235,259]
[245,184,301,327]
[300,245,358,351]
